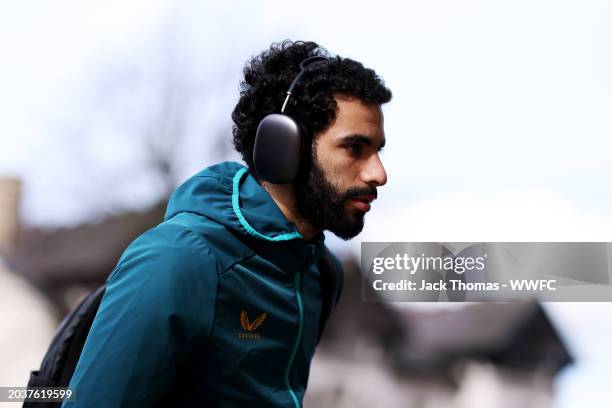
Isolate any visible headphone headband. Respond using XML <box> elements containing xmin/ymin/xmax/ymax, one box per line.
<box><xmin>281</xmin><ymin>56</ymin><xmax>329</xmax><ymax>113</ymax></box>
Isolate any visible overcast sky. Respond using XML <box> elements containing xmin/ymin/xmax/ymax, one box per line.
<box><xmin>1</xmin><ymin>1</ymin><xmax>611</xmax><ymax>406</ymax></box>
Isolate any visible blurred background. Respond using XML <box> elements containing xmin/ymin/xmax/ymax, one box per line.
<box><xmin>1</xmin><ymin>0</ymin><xmax>611</xmax><ymax>407</ymax></box>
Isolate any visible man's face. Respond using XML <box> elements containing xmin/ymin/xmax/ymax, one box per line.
<box><xmin>294</xmin><ymin>94</ymin><xmax>388</xmax><ymax>240</ymax></box>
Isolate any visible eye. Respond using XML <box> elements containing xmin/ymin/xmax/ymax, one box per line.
<box><xmin>345</xmin><ymin>143</ymin><xmax>363</xmax><ymax>156</ymax></box>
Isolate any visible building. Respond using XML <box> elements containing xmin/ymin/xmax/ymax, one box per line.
<box><xmin>0</xmin><ymin>178</ymin><xmax>57</xmax><ymax>391</ymax></box>
<box><xmin>305</xmin><ymin>259</ymin><xmax>573</xmax><ymax>408</ymax></box>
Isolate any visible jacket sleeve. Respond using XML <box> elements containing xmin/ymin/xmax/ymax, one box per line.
<box><xmin>63</xmin><ymin>225</ymin><xmax>219</xmax><ymax>407</ymax></box>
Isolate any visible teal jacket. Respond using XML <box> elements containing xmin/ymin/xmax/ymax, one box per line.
<box><xmin>64</xmin><ymin>162</ymin><xmax>342</xmax><ymax>407</ymax></box>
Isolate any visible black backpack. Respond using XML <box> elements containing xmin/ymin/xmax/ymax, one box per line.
<box><xmin>25</xmin><ymin>247</ymin><xmax>342</xmax><ymax>408</ymax></box>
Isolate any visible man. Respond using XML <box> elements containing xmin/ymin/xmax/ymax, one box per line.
<box><xmin>65</xmin><ymin>40</ymin><xmax>391</xmax><ymax>407</ymax></box>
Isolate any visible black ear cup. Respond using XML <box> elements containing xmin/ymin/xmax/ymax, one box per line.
<box><xmin>253</xmin><ymin>113</ymin><xmax>304</xmax><ymax>184</ymax></box>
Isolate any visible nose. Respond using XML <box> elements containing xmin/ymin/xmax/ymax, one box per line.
<box><xmin>361</xmin><ymin>153</ymin><xmax>387</xmax><ymax>187</ymax></box>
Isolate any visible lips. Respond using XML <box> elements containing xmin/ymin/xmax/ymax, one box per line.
<box><xmin>350</xmin><ymin>195</ymin><xmax>376</xmax><ymax>212</ymax></box>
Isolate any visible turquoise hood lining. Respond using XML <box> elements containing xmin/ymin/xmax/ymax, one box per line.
<box><xmin>232</xmin><ymin>167</ymin><xmax>303</xmax><ymax>241</ymax></box>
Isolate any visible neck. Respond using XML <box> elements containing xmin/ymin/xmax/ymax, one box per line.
<box><xmin>261</xmin><ymin>181</ymin><xmax>321</xmax><ymax>241</ymax></box>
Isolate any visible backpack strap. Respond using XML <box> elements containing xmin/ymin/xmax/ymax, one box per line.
<box><xmin>26</xmin><ymin>284</ymin><xmax>107</xmax><ymax>399</ymax></box>
<box><xmin>316</xmin><ymin>246</ymin><xmax>343</xmax><ymax>344</ymax></box>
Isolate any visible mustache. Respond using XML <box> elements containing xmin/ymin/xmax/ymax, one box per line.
<box><xmin>343</xmin><ymin>185</ymin><xmax>378</xmax><ymax>201</ymax></box>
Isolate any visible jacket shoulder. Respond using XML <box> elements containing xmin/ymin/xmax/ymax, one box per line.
<box><xmin>114</xmin><ymin>219</ymin><xmax>218</xmax><ymax>275</ymax></box>
<box><xmin>159</xmin><ymin>212</ymin><xmax>254</xmax><ymax>273</ymax></box>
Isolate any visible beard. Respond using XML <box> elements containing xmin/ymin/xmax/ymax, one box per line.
<box><xmin>294</xmin><ymin>154</ymin><xmax>377</xmax><ymax>240</ymax></box>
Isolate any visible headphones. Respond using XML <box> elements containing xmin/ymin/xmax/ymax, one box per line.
<box><xmin>252</xmin><ymin>56</ymin><xmax>330</xmax><ymax>184</ymax></box>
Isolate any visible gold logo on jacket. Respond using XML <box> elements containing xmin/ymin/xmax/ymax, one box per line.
<box><xmin>238</xmin><ymin>310</ymin><xmax>267</xmax><ymax>340</ymax></box>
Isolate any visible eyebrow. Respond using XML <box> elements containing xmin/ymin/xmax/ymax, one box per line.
<box><xmin>339</xmin><ymin>134</ymin><xmax>386</xmax><ymax>150</ymax></box>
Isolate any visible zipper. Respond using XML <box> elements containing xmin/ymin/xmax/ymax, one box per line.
<box><xmin>284</xmin><ymin>271</ymin><xmax>304</xmax><ymax>408</ymax></box>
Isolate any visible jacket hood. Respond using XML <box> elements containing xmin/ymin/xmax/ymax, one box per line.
<box><xmin>164</xmin><ymin>162</ymin><xmax>304</xmax><ymax>242</ymax></box>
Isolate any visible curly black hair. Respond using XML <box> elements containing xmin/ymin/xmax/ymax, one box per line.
<box><xmin>231</xmin><ymin>40</ymin><xmax>392</xmax><ymax>170</ymax></box>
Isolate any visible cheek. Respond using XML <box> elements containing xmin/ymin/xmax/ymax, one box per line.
<box><xmin>319</xmin><ymin>155</ymin><xmax>352</xmax><ymax>188</ymax></box>
<box><xmin>332</xmin><ymin>157</ymin><xmax>362</xmax><ymax>187</ymax></box>
<box><xmin>315</xmin><ymin>143</ymin><xmax>357</xmax><ymax>187</ymax></box>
